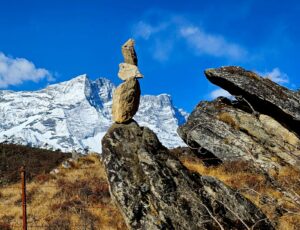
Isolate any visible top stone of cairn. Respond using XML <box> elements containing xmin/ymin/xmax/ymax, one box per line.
<box><xmin>122</xmin><ymin>39</ymin><xmax>138</xmax><ymax>66</ymax></box>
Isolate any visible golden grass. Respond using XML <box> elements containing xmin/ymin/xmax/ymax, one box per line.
<box><xmin>2</xmin><ymin>150</ymin><xmax>300</xmax><ymax>229</ymax></box>
<box><xmin>245</xmin><ymin>71</ymin><xmax>261</xmax><ymax>80</ymax></box>
<box><xmin>217</xmin><ymin>112</ymin><xmax>239</xmax><ymax>130</ymax></box>
<box><xmin>0</xmin><ymin>154</ymin><xmax>127</xmax><ymax>230</ymax></box>
<box><xmin>181</xmin><ymin>156</ymin><xmax>300</xmax><ymax>230</ymax></box>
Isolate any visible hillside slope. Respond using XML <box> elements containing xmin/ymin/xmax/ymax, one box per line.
<box><xmin>0</xmin><ymin>144</ymin><xmax>126</xmax><ymax>229</ymax></box>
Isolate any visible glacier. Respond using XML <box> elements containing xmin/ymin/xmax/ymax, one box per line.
<box><xmin>0</xmin><ymin>75</ymin><xmax>188</xmax><ymax>153</ymax></box>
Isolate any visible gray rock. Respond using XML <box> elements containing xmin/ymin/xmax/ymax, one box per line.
<box><xmin>205</xmin><ymin>66</ymin><xmax>300</xmax><ymax>136</ymax></box>
<box><xmin>177</xmin><ymin>97</ymin><xmax>300</xmax><ymax>171</ymax></box>
<box><xmin>102</xmin><ymin>121</ymin><xmax>274</xmax><ymax>230</ymax></box>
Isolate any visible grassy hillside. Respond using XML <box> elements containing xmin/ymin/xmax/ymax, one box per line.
<box><xmin>1</xmin><ymin>144</ymin><xmax>299</xmax><ymax>229</ymax></box>
<box><xmin>0</xmin><ymin>144</ymin><xmax>127</xmax><ymax>230</ymax></box>
<box><xmin>178</xmin><ymin>151</ymin><xmax>300</xmax><ymax>230</ymax></box>
<box><xmin>0</xmin><ymin>143</ymin><xmax>71</xmax><ymax>186</ymax></box>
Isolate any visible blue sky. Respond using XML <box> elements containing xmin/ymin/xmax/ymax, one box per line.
<box><xmin>0</xmin><ymin>0</ymin><xmax>299</xmax><ymax>112</ymax></box>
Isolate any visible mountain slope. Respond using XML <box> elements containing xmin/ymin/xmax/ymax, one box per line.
<box><xmin>0</xmin><ymin>75</ymin><xmax>187</xmax><ymax>153</ymax></box>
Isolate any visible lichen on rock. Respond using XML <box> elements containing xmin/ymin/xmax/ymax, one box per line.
<box><xmin>205</xmin><ymin>66</ymin><xmax>300</xmax><ymax>136</ymax></box>
<box><xmin>102</xmin><ymin>120</ymin><xmax>274</xmax><ymax>230</ymax></box>
<box><xmin>178</xmin><ymin>97</ymin><xmax>300</xmax><ymax>171</ymax></box>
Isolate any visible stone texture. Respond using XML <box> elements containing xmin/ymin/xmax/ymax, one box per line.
<box><xmin>112</xmin><ymin>78</ymin><xmax>141</xmax><ymax>123</ymax></box>
<box><xmin>122</xmin><ymin>39</ymin><xmax>138</xmax><ymax>66</ymax></box>
<box><xmin>205</xmin><ymin>66</ymin><xmax>300</xmax><ymax>136</ymax></box>
<box><xmin>102</xmin><ymin>120</ymin><xmax>274</xmax><ymax>230</ymax></box>
<box><xmin>178</xmin><ymin>67</ymin><xmax>300</xmax><ymax>209</ymax></box>
<box><xmin>177</xmin><ymin>97</ymin><xmax>300</xmax><ymax>171</ymax></box>
<box><xmin>118</xmin><ymin>63</ymin><xmax>143</xmax><ymax>81</ymax></box>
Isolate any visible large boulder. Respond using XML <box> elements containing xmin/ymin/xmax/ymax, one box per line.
<box><xmin>178</xmin><ymin>97</ymin><xmax>300</xmax><ymax>171</ymax></box>
<box><xmin>178</xmin><ymin>67</ymin><xmax>300</xmax><ymax>212</ymax></box>
<box><xmin>112</xmin><ymin>78</ymin><xmax>141</xmax><ymax>123</ymax></box>
<box><xmin>102</xmin><ymin>120</ymin><xmax>274</xmax><ymax>230</ymax></box>
<box><xmin>205</xmin><ymin>66</ymin><xmax>300</xmax><ymax>136</ymax></box>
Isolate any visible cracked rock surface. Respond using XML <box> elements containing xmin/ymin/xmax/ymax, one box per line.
<box><xmin>102</xmin><ymin>120</ymin><xmax>273</xmax><ymax>230</ymax></box>
<box><xmin>205</xmin><ymin>66</ymin><xmax>300</xmax><ymax>136</ymax></box>
<box><xmin>178</xmin><ymin>97</ymin><xmax>300</xmax><ymax>172</ymax></box>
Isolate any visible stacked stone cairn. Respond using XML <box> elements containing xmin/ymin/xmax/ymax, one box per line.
<box><xmin>112</xmin><ymin>39</ymin><xmax>143</xmax><ymax>123</ymax></box>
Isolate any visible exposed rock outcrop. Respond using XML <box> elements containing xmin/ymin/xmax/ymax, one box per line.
<box><xmin>178</xmin><ymin>97</ymin><xmax>300</xmax><ymax>171</ymax></box>
<box><xmin>102</xmin><ymin>121</ymin><xmax>274</xmax><ymax>230</ymax></box>
<box><xmin>178</xmin><ymin>67</ymin><xmax>300</xmax><ymax>171</ymax></box>
<box><xmin>178</xmin><ymin>66</ymin><xmax>300</xmax><ymax>216</ymax></box>
<box><xmin>205</xmin><ymin>66</ymin><xmax>300</xmax><ymax>136</ymax></box>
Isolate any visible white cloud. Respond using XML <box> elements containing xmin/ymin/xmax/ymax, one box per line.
<box><xmin>0</xmin><ymin>52</ymin><xmax>54</xmax><ymax>88</ymax></box>
<box><xmin>261</xmin><ymin>68</ymin><xmax>289</xmax><ymax>84</ymax></box>
<box><xmin>132</xmin><ymin>15</ymin><xmax>247</xmax><ymax>61</ymax></box>
<box><xmin>133</xmin><ymin>21</ymin><xmax>168</xmax><ymax>40</ymax></box>
<box><xmin>133</xmin><ymin>21</ymin><xmax>173</xmax><ymax>61</ymax></box>
<box><xmin>180</xmin><ymin>26</ymin><xmax>247</xmax><ymax>60</ymax></box>
<box><xmin>152</xmin><ymin>39</ymin><xmax>174</xmax><ymax>61</ymax></box>
<box><xmin>209</xmin><ymin>88</ymin><xmax>233</xmax><ymax>99</ymax></box>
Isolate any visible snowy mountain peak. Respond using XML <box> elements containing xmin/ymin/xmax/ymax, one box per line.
<box><xmin>42</xmin><ymin>74</ymin><xmax>91</xmax><ymax>104</ymax></box>
<box><xmin>45</xmin><ymin>74</ymin><xmax>89</xmax><ymax>91</ymax></box>
<box><xmin>0</xmin><ymin>75</ymin><xmax>188</xmax><ymax>153</ymax></box>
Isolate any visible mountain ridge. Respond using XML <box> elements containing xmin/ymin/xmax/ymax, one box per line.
<box><xmin>0</xmin><ymin>75</ymin><xmax>187</xmax><ymax>153</ymax></box>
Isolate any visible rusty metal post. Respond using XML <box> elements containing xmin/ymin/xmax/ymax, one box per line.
<box><xmin>20</xmin><ymin>166</ymin><xmax>27</xmax><ymax>230</ymax></box>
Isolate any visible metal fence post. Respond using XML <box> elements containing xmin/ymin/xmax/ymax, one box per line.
<box><xmin>20</xmin><ymin>166</ymin><xmax>27</xmax><ymax>230</ymax></box>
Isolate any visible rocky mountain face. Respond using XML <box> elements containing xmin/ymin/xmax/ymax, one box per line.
<box><xmin>102</xmin><ymin>66</ymin><xmax>300</xmax><ymax>229</ymax></box>
<box><xmin>0</xmin><ymin>75</ymin><xmax>187</xmax><ymax>153</ymax></box>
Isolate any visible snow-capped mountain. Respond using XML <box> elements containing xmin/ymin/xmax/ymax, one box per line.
<box><xmin>0</xmin><ymin>75</ymin><xmax>188</xmax><ymax>153</ymax></box>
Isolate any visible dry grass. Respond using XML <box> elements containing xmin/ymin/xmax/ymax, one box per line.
<box><xmin>2</xmin><ymin>143</ymin><xmax>299</xmax><ymax>229</ymax></box>
<box><xmin>0</xmin><ymin>143</ymin><xmax>71</xmax><ymax>186</ymax></box>
<box><xmin>0</xmin><ymin>154</ymin><xmax>127</xmax><ymax>230</ymax></box>
<box><xmin>245</xmin><ymin>71</ymin><xmax>261</xmax><ymax>80</ymax></box>
<box><xmin>217</xmin><ymin>112</ymin><xmax>239</xmax><ymax>130</ymax></box>
<box><xmin>181</xmin><ymin>156</ymin><xmax>300</xmax><ymax>230</ymax></box>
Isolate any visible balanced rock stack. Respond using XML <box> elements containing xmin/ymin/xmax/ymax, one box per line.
<box><xmin>112</xmin><ymin>39</ymin><xmax>143</xmax><ymax>123</ymax></box>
